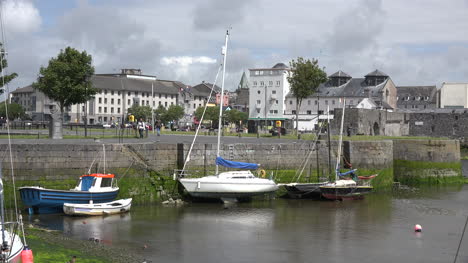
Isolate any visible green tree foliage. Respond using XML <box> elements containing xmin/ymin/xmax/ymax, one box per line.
<box><xmin>224</xmin><ymin>109</ymin><xmax>247</xmax><ymax>127</ymax></box>
<box><xmin>0</xmin><ymin>102</ymin><xmax>26</xmax><ymax>120</ymax></box>
<box><xmin>194</xmin><ymin>106</ymin><xmax>219</xmax><ymax>125</ymax></box>
<box><xmin>287</xmin><ymin>57</ymin><xmax>327</xmax><ymax>135</ymax></box>
<box><xmin>165</xmin><ymin>105</ymin><xmax>185</xmax><ymax>123</ymax></box>
<box><xmin>33</xmin><ymin>47</ymin><xmax>96</xmax><ymax>113</ymax></box>
<box><xmin>0</xmin><ymin>43</ymin><xmax>18</xmax><ymax>94</ymax></box>
<box><xmin>128</xmin><ymin>105</ymin><xmax>153</xmax><ymax>121</ymax></box>
<box><xmin>154</xmin><ymin>105</ymin><xmax>167</xmax><ymax>123</ymax></box>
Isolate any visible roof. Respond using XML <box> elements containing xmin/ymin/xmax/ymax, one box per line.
<box><xmin>396</xmin><ymin>85</ymin><xmax>437</xmax><ymax>97</ymax></box>
<box><xmin>365</xmin><ymin>69</ymin><xmax>388</xmax><ymax>77</ymax></box>
<box><xmin>12</xmin><ymin>85</ymin><xmax>34</xmax><ymax>93</ymax></box>
<box><xmin>330</xmin><ymin>70</ymin><xmax>351</xmax><ymax>78</ymax></box>
<box><xmin>272</xmin><ymin>63</ymin><xmax>288</xmax><ymax>69</ymax></box>
<box><xmin>91</xmin><ymin>75</ymin><xmax>183</xmax><ymax>95</ymax></box>
<box><xmin>315</xmin><ymin>78</ymin><xmax>388</xmax><ymax>98</ymax></box>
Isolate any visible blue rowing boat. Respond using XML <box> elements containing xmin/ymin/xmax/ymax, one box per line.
<box><xmin>19</xmin><ymin>173</ymin><xmax>119</xmax><ymax>214</ymax></box>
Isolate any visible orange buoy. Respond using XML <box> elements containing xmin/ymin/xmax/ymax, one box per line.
<box><xmin>414</xmin><ymin>224</ymin><xmax>422</xmax><ymax>232</ymax></box>
<box><xmin>21</xmin><ymin>246</ymin><xmax>34</xmax><ymax>263</ymax></box>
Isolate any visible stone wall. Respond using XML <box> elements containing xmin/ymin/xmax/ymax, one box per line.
<box><xmin>393</xmin><ymin>139</ymin><xmax>460</xmax><ymax>163</ymax></box>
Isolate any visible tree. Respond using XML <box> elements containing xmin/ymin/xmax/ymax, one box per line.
<box><xmin>33</xmin><ymin>47</ymin><xmax>96</xmax><ymax>138</ymax></box>
<box><xmin>0</xmin><ymin>102</ymin><xmax>26</xmax><ymax>120</ymax></box>
<box><xmin>287</xmin><ymin>57</ymin><xmax>328</xmax><ymax>135</ymax></box>
<box><xmin>224</xmin><ymin>109</ymin><xmax>247</xmax><ymax>128</ymax></box>
<box><xmin>194</xmin><ymin>106</ymin><xmax>219</xmax><ymax>127</ymax></box>
<box><xmin>154</xmin><ymin>105</ymin><xmax>168</xmax><ymax>123</ymax></box>
<box><xmin>166</xmin><ymin>105</ymin><xmax>185</xmax><ymax>124</ymax></box>
<box><xmin>128</xmin><ymin>104</ymin><xmax>153</xmax><ymax>121</ymax></box>
<box><xmin>0</xmin><ymin>42</ymin><xmax>18</xmax><ymax>94</ymax></box>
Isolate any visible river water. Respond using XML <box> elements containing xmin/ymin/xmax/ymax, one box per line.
<box><xmin>29</xmin><ymin>184</ymin><xmax>468</xmax><ymax>263</ymax></box>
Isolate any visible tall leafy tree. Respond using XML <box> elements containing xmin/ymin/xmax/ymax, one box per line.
<box><xmin>225</xmin><ymin>109</ymin><xmax>247</xmax><ymax>127</ymax></box>
<box><xmin>194</xmin><ymin>106</ymin><xmax>219</xmax><ymax>127</ymax></box>
<box><xmin>287</xmin><ymin>57</ymin><xmax>327</xmax><ymax>135</ymax></box>
<box><xmin>128</xmin><ymin>105</ymin><xmax>153</xmax><ymax>121</ymax></box>
<box><xmin>33</xmin><ymin>47</ymin><xmax>96</xmax><ymax>114</ymax></box>
<box><xmin>0</xmin><ymin>42</ymin><xmax>18</xmax><ymax>94</ymax></box>
<box><xmin>154</xmin><ymin>105</ymin><xmax>167</xmax><ymax>123</ymax></box>
<box><xmin>166</xmin><ymin>105</ymin><xmax>185</xmax><ymax>124</ymax></box>
<box><xmin>0</xmin><ymin>102</ymin><xmax>26</xmax><ymax>120</ymax></box>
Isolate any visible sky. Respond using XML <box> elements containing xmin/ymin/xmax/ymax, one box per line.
<box><xmin>2</xmin><ymin>0</ymin><xmax>468</xmax><ymax>93</ymax></box>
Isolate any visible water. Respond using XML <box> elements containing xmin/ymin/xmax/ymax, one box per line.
<box><xmin>29</xmin><ymin>185</ymin><xmax>468</xmax><ymax>263</ymax></box>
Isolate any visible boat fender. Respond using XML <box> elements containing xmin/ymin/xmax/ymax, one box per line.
<box><xmin>21</xmin><ymin>246</ymin><xmax>34</xmax><ymax>263</ymax></box>
<box><xmin>258</xmin><ymin>169</ymin><xmax>266</xmax><ymax>178</ymax></box>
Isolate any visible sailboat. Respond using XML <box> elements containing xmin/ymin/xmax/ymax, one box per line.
<box><xmin>178</xmin><ymin>31</ymin><xmax>278</xmax><ymax>201</ymax></box>
<box><xmin>319</xmin><ymin>99</ymin><xmax>376</xmax><ymax>200</ymax></box>
<box><xmin>281</xmin><ymin>108</ymin><xmax>331</xmax><ymax>199</ymax></box>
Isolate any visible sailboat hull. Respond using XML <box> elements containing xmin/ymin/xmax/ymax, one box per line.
<box><xmin>282</xmin><ymin>182</ymin><xmax>329</xmax><ymax>199</ymax></box>
<box><xmin>320</xmin><ymin>185</ymin><xmax>373</xmax><ymax>200</ymax></box>
<box><xmin>179</xmin><ymin>175</ymin><xmax>278</xmax><ymax>200</ymax></box>
<box><xmin>0</xmin><ymin>229</ymin><xmax>24</xmax><ymax>263</ymax></box>
<box><xmin>19</xmin><ymin>187</ymin><xmax>119</xmax><ymax>214</ymax></box>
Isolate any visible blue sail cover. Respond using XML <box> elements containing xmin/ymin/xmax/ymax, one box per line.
<box><xmin>216</xmin><ymin>157</ymin><xmax>259</xmax><ymax>170</ymax></box>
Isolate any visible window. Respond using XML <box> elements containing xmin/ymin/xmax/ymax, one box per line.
<box><xmin>82</xmin><ymin>106</ymin><xmax>85</xmax><ymax>111</ymax></box>
<box><xmin>111</xmin><ymin>107</ymin><xmax>114</xmax><ymax>113</ymax></box>
<box><xmin>318</xmin><ymin>110</ymin><xmax>324</xmax><ymax>114</ymax></box>
<box><xmin>118</xmin><ymin>99</ymin><xmax>121</xmax><ymax>104</ymax></box>
<box><xmin>128</xmin><ymin>92</ymin><xmax>131</xmax><ymax>96</ymax></box>
<box><xmin>253</xmin><ymin>81</ymin><xmax>257</xmax><ymax>86</ymax></box>
<box><xmin>314</xmin><ymin>100</ymin><xmax>317</xmax><ymax>105</ymax></box>
<box><xmin>270</xmin><ymin>110</ymin><xmax>274</xmax><ymax>113</ymax></box>
<box><xmin>111</xmin><ymin>98</ymin><xmax>114</xmax><ymax>104</ymax></box>
<box><xmin>308</xmin><ymin>100</ymin><xmax>311</xmax><ymax>105</ymax></box>
<box><xmin>274</xmin><ymin>110</ymin><xmax>278</xmax><ymax>114</ymax></box>
<box><xmin>171</xmin><ymin>95</ymin><xmax>174</xmax><ymax>99</ymax></box>
<box><xmin>325</xmin><ymin>100</ymin><xmax>328</xmax><ymax>105</ymax></box>
<box><xmin>260</xmin><ymin>81</ymin><xmax>264</xmax><ymax>86</ymax></box>
<box><xmin>118</xmin><ymin>91</ymin><xmax>121</xmax><ymax>95</ymax></box>
<box><xmin>257</xmin><ymin>100</ymin><xmax>261</xmax><ymax>104</ymax></box>
<box><xmin>104</xmin><ymin>98</ymin><xmax>107</xmax><ymax>104</ymax></box>
<box><xmin>135</xmin><ymin>92</ymin><xmax>139</xmax><ymax>96</ymax></box>
<box><xmin>276</xmin><ymin>81</ymin><xmax>280</xmax><ymax>86</ymax></box>
<box><xmin>165</xmin><ymin>94</ymin><xmax>168</xmax><ymax>99</ymax></box>
<box><xmin>159</xmin><ymin>94</ymin><xmax>161</xmax><ymax>98</ymax></box>
<box><xmin>256</xmin><ymin>109</ymin><xmax>260</xmax><ymax>113</ymax></box>
<box><xmin>292</xmin><ymin>110</ymin><xmax>296</xmax><ymax>114</ymax></box>
<box><xmin>194</xmin><ymin>103</ymin><xmax>196</xmax><ymax>108</ymax></box>
<box><xmin>98</xmin><ymin>107</ymin><xmax>102</xmax><ymax>113</ymax></box>
<box><xmin>307</xmin><ymin>110</ymin><xmax>311</xmax><ymax>114</ymax></box>
<box><xmin>272</xmin><ymin>90</ymin><xmax>276</xmax><ymax>94</ymax></box>
<box><xmin>269</xmin><ymin>81</ymin><xmax>273</xmax><ymax>86</ymax></box>
<box><xmin>111</xmin><ymin>91</ymin><xmax>114</xmax><ymax>95</ymax></box>
<box><xmin>104</xmin><ymin>107</ymin><xmax>107</xmax><ymax>113</ymax></box>
<box><xmin>98</xmin><ymin>98</ymin><xmax>102</xmax><ymax>103</ymax></box>
<box><xmin>104</xmin><ymin>90</ymin><xmax>107</xmax><ymax>95</ymax></box>
<box><xmin>128</xmin><ymin>99</ymin><xmax>131</xmax><ymax>105</ymax></box>
<box><xmin>118</xmin><ymin>108</ymin><xmax>121</xmax><ymax>113</ymax></box>
<box><xmin>101</xmin><ymin>178</ymin><xmax>112</xmax><ymax>187</ymax></box>
<box><xmin>165</xmin><ymin>102</ymin><xmax>167</xmax><ymax>107</ymax></box>
<box><xmin>257</xmin><ymin>90</ymin><xmax>261</xmax><ymax>94</ymax></box>
<box><xmin>153</xmin><ymin>101</ymin><xmax>155</xmax><ymax>107</ymax></box>
<box><xmin>171</xmin><ymin>102</ymin><xmax>174</xmax><ymax>105</ymax></box>
<box><xmin>276</xmin><ymin>100</ymin><xmax>278</xmax><ymax>104</ymax></box>
<box><xmin>290</xmin><ymin>100</ymin><xmax>293</xmax><ymax>105</ymax></box>
<box><xmin>159</xmin><ymin>101</ymin><xmax>162</xmax><ymax>105</ymax></box>
<box><xmin>255</xmin><ymin>71</ymin><xmax>260</xmax><ymax>75</ymax></box>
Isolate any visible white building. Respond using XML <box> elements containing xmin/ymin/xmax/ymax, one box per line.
<box><xmin>11</xmin><ymin>69</ymin><xmax>188</xmax><ymax>124</ymax></box>
<box><xmin>248</xmin><ymin>63</ymin><xmax>291</xmax><ymax>131</ymax></box>
<box><xmin>439</xmin><ymin>82</ymin><xmax>468</xmax><ymax>108</ymax></box>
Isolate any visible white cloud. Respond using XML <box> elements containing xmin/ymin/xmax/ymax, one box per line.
<box><xmin>161</xmin><ymin>56</ymin><xmax>217</xmax><ymax>67</ymax></box>
<box><xmin>2</xmin><ymin>0</ymin><xmax>41</xmax><ymax>34</ymax></box>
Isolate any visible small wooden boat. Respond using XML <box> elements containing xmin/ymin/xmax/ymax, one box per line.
<box><xmin>63</xmin><ymin>198</ymin><xmax>132</xmax><ymax>216</ymax></box>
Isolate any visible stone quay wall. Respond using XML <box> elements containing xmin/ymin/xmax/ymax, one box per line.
<box><xmin>0</xmin><ymin>139</ymin><xmax>459</xmax><ymax>181</ymax></box>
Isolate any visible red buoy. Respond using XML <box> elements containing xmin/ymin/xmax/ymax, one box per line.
<box><xmin>21</xmin><ymin>246</ymin><xmax>34</xmax><ymax>263</ymax></box>
<box><xmin>414</xmin><ymin>224</ymin><xmax>422</xmax><ymax>232</ymax></box>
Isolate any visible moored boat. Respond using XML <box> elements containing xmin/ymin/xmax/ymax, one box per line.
<box><xmin>19</xmin><ymin>173</ymin><xmax>119</xmax><ymax>214</ymax></box>
<box><xmin>63</xmin><ymin>198</ymin><xmax>132</xmax><ymax>216</ymax></box>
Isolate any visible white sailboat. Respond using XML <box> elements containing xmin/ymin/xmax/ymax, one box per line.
<box><xmin>178</xmin><ymin>31</ymin><xmax>278</xmax><ymax>201</ymax></box>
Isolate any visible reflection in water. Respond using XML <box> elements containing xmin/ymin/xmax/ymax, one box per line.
<box><xmin>26</xmin><ymin>186</ymin><xmax>468</xmax><ymax>263</ymax></box>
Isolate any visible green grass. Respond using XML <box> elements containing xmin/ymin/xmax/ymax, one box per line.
<box><xmin>394</xmin><ymin>159</ymin><xmax>463</xmax><ymax>185</ymax></box>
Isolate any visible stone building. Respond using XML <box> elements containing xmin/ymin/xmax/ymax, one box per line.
<box><xmin>284</xmin><ymin>69</ymin><xmax>398</xmax><ymax>131</ymax></box>
<box><xmin>439</xmin><ymin>82</ymin><xmax>468</xmax><ymax>108</ymax></box>
<box><xmin>396</xmin><ymin>85</ymin><xmax>438</xmax><ymax>110</ymax></box>
<box><xmin>231</xmin><ymin>72</ymin><xmax>249</xmax><ymax>113</ymax></box>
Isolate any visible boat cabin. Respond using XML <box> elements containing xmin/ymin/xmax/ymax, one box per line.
<box><xmin>74</xmin><ymin>173</ymin><xmax>116</xmax><ymax>192</ymax></box>
<box><xmin>218</xmin><ymin>171</ymin><xmax>256</xmax><ymax>179</ymax></box>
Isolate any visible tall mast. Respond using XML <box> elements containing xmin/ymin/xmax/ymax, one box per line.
<box><xmin>215</xmin><ymin>30</ymin><xmax>229</xmax><ymax>176</ymax></box>
<box><xmin>335</xmin><ymin>98</ymin><xmax>346</xmax><ymax>181</ymax></box>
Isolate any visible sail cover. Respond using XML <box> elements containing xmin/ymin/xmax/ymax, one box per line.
<box><xmin>216</xmin><ymin>157</ymin><xmax>259</xmax><ymax>170</ymax></box>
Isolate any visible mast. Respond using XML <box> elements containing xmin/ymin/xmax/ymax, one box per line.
<box><xmin>215</xmin><ymin>30</ymin><xmax>229</xmax><ymax>176</ymax></box>
<box><xmin>335</xmin><ymin>98</ymin><xmax>346</xmax><ymax>181</ymax></box>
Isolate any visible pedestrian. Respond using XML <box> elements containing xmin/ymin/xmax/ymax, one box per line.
<box><xmin>137</xmin><ymin>118</ymin><xmax>146</xmax><ymax>138</ymax></box>
<box><xmin>346</xmin><ymin>125</ymin><xmax>352</xmax><ymax>137</ymax></box>
<box><xmin>156</xmin><ymin>120</ymin><xmax>161</xmax><ymax>136</ymax></box>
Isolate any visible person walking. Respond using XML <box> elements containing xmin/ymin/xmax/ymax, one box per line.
<box><xmin>137</xmin><ymin>118</ymin><xmax>146</xmax><ymax>138</ymax></box>
<box><xmin>155</xmin><ymin>119</ymin><xmax>161</xmax><ymax>136</ymax></box>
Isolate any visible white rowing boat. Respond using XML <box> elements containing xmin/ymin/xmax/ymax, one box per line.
<box><xmin>63</xmin><ymin>198</ymin><xmax>132</xmax><ymax>216</ymax></box>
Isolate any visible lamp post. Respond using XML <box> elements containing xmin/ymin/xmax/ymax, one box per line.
<box><xmin>84</xmin><ymin>80</ymin><xmax>88</xmax><ymax>137</ymax></box>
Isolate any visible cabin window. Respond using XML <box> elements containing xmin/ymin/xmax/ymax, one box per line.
<box><xmin>101</xmin><ymin>178</ymin><xmax>112</xmax><ymax>187</ymax></box>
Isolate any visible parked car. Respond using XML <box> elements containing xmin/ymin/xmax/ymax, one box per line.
<box><xmin>270</xmin><ymin>127</ymin><xmax>287</xmax><ymax>136</ymax></box>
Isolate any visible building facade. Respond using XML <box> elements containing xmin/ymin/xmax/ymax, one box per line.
<box><xmin>248</xmin><ymin>63</ymin><xmax>291</xmax><ymax>131</ymax></box>
<box><xmin>439</xmin><ymin>83</ymin><xmax>468</xmax><ymax>108</ymax></box>
<box><xmin>396</xmin><ymin>85</ymin><xmax>438</xmax><ymax>110</ymax></box>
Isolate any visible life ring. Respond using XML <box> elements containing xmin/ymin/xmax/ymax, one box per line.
<box><xmin>258</xmin><ymin>169</ymin><xmax>267</xmax><ymax>178</ymax></box>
